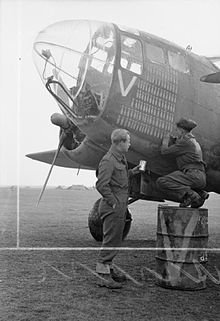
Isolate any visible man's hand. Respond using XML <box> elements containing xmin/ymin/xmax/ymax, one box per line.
<box><xmin>131</xmin><ymin>164</ymin><xmax>141</xmax><ymax>175</ymax></box>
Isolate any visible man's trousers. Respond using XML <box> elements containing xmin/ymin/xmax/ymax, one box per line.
<box><xmin>156</xmin><ymin>169</ymin><xmax>206</xmax><ymax>203</ymax></box>
<box><xmin>96</xmin><ymin>198</ymin><xmax>127</xmax><ymax>274</ymax></box>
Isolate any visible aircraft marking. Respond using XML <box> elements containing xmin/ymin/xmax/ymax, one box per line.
<box><xmin>117</xmin><ymin>64</ymin><xmax>179</xmax><ymax>136</ymax></box>
<box><xmin>118</xmin><ymin>70</ymin><xmax>137</xmax><ymax>97</ymax></box>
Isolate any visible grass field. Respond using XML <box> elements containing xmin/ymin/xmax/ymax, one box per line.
<box><xmin>0</xmin><ymin>187</ymin><xmax>219</xmax><ymax>321</ymax></box>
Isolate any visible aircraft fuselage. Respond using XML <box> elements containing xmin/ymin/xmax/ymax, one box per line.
<box><xmin>32</xmin><ymin>20</ymin><xmax>220</xmax><ymax>194</ymax></box>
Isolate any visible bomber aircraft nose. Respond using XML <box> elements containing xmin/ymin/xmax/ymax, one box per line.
<box><xmin>33</xmin><ymin>20</ymin><xmax>116</xmax><ymax>123</ymax></box>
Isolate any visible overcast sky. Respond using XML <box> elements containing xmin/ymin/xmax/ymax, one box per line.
<box><xmin>0</xmin><ymin>0</ymin><xmax>220</xmax><ymax>187</ymax></box>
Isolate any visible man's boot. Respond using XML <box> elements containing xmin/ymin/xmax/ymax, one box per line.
<box><xmin>179</xmin><ymin>191</ymin><xmax>203</xmax><ymax>208</ymax></box>
<box><xmin>97</xmin><ymin>273</ymin><xmax>122</xmax><ymax>289</ymax></box>
<box><xmin>179</xmin><ymin>192</ymin><xmax>193</xmax><ymax>207</ymax></box>
<box><xmin>196</xmin><ymin>190</ymin><xmax>209</xmax><ymax>201</ymax></box>
<box><xmin>190</xmin><ymin>190</ymin><xmax>209</xmax><ymax>208</ymax></box>
<box><xmin>191</xmin><ymin>197</ymin><xmax>206</xmax><ymax>208</ymax></box>
<box><xmin>110</xmin><ymin>269</ymin><xmax>126</xmax><ymax>283</ymax></box>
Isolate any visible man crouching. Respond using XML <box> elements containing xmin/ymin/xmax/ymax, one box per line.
<box><xmin>95</xmin><ymin>129</ymin><xmax>140</xmax><ymax>289</ymax></box>
<box><xmin>156</xmin><ymin>118</ymin><xmax>208</xmax><ymax>208</ymax></box>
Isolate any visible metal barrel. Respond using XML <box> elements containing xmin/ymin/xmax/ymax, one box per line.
<box><xmin>155</xmin><ymin>205</ymin><xmax>208</xmax><ymax>290</ymax></box>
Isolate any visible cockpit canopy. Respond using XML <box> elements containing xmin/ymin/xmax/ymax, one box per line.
<box><xmin>33</xmin><ymin>20</ymin><xmax>116</xmax><ymax>123</ymax></box>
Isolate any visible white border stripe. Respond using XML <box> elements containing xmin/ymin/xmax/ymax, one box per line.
<box><xmin>0</xmin><ymin>247</ymin><xmax>220</xmax><ymax>251</ymax></box>
<box><xmin>16</xmin><ymin>0</ymin><xmax>21</xmax><ymax>249</ymax></box>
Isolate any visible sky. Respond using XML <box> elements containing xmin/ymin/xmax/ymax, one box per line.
<box><xmin>0</xmin><ymin>0</ymin><xmax>220</xmax><ymax>187</ymax></box>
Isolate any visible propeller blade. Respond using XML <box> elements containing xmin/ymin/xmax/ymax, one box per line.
<box><xmin>200</xmin><ymin>71</ymin><xmax>220</xmax><ymax>83</ymax></box>
<box><xmin>36</xmin><ymin>131</ymin><xmax>66</xmax><ymax>206</ymax></box>
<box><xmin>77</xmin><ymin>165</ymin><xmax>81</xmax><ymax>175</ymax></box>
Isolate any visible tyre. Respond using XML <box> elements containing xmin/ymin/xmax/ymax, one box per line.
<box><xmin>88</xmin><ymin>198</ymin><xmax>132</xmax><ymax>242</ymax></box>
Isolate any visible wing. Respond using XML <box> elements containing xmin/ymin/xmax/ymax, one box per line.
<box><xmin>26</xmin><ymin>150</ymin><xmax>95</xmax><ymax>170</ymax></box>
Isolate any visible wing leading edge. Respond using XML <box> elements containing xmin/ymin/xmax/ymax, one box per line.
<box><xmin>26</xmin><ymin>150</ymin><xmax>94</xmax><ymax>170</ymax></box>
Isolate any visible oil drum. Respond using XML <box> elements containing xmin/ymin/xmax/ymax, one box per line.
<box><xmin>156</xmin><ymin>205</ymin><xmax>208</xmax><ymax>290</ymax></box>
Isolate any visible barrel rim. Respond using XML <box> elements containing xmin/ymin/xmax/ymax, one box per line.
<box><xmin>158</xmin><ymin>205</ymin><xmax>208</xmax><ymax>211</ymax></box>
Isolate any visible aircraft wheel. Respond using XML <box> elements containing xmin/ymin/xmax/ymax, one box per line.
<box><xmin>88</xmin><ymin>198</ymin><xmax>132</xmax><ymax>242</ymax></box>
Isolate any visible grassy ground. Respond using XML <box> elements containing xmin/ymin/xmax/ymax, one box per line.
<box><xmin>0</xmin><ymin>187</ymin><xmax>219</xmax><ymax>321</ymax></box>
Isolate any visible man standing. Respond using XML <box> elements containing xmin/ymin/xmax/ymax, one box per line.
<box><xmin>156</xmin><ymin>118</ymin><xmax>208</xmax><ymax>208</ymax></box>
<box><xmin>96</xmin><ymin>129</ymin><xmax>140</xmax><ymax>289</ymax></box>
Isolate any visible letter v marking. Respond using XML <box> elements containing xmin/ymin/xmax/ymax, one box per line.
<box><xmin>118</xmin><ymin>70</ymin><xmax>137</xmax><ymax>97</ymax></box>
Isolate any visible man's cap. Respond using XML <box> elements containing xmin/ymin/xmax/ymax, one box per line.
<box><xmin>176</xmin><ymin>118</ymin><xmax>197</xmax><ymax>131</ymax></box>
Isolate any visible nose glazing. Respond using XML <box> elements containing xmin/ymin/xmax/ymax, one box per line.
<box><xmin>33</xmin><ymin>20</ymin><xmax>116</xmax><ymax>123</ymax></box>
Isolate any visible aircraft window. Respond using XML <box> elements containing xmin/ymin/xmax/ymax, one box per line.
<box><xmin>33</xmin><ymin>21</ymin><xmax>117</xmax><ymax>122</ymax></box>
<box><xmin>168</xmin><ymin>51</ymin><xmax>189</xmax><ymax>73</ymax></box>
<box><xmin>120</xmin><ymin>35</ymin><xmax>143</xmax><ymax>75</ymax></box>
<box><xmin>121</xmin><ymin>57</ymin><xmax>129</xmax><ymax>69</ymax></box>
<box><xmin>90</xmin><ymin>47</ymin><xmax>108</xmax><ymax>72</ymax></box>
<box><xmin>145</xmin><ymin>43</ymin><xmax>165</xmax><ymax>64</ymax></box>
<box><xmin>130</xmin><ymin>62</ymin><xmax>141</xmax><ymax>74</ymax></box>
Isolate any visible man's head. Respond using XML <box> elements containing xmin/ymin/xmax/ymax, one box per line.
<box><xmin>111</xmin><ymin>129</ymin><xmax>130</xmax><ymax>153</ymax></box>
<box><xmin>175</xmin><ymin>117</ymin><xmax>197</xmax><ymax>137</ymax></box>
